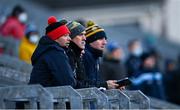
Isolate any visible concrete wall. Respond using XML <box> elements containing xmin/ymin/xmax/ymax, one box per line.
<box><xmin>1</xmin><ymin>0</ymin><xmax>179</xmax><ymax>45</ymax></box>
<box><xmin>164</xmin><ymin>0</ymin><xmax>180</xmax><ymax>44</ymax></box>
<box><xmin>138</xmin><ymin>5</ymin><xmax>163</xmax><ymax>37</ymax></box>
<box><xmin>57</xmin><ymin>1</ymin><xmax>180</xmax><ymax>45</ymax></box>
<box><xmin>57</xmin><ymin>3</ymin><xmax>164</xmax><ymax>36</ymax></box>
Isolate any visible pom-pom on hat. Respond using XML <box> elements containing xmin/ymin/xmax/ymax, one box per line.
<box><xmin>45</xmin><ymin>16</ymin><xmax>70</xmax><ymax>40</ymax></box>
<box><xmin>85</xmin><ymin>20</ymin><xmax>107</xmax><ymax>44</ymax></box>
<box><xmin>48</xmin><ymin>16</ymin><xmax>57</xmax><ymax>25</ymax></box>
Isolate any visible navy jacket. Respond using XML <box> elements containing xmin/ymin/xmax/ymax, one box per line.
<box><xmin>29</xmin><ymin>36</ymin><xmax>76</xmax><ymax>87</ymax></box>
<box><xmin>134</xmin><ymin>68</ymin><xmax>165</xmax><ymax>100</ymax></box>
<box><xmin>100</xmin><ymin>57</ymin><xmax>127</xmax><ymax>80</ymax></box>
<box><xmin>83</xmin><ymin>45</ymin><xmax>107</xmax><ymax>88</ymax></box>
<box><xmin>126</xmin><ymin>55</ymin><xmax>142</xmax><ymax>77</ymax></box>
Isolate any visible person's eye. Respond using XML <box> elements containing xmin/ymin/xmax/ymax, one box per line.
<box><xmin>80</xmin><ymin>33</ymin><xmax>84</xmax><ymax>36</ymax></box>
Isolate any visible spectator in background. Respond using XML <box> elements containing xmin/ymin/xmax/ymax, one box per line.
<box><xmin>148</xmin><ymin>49</ymin><xmax>162</xmax><ymax>71</ymax></box>
<box><xmin>169</xmin><ymin>54</ymin><xmax>180</xmax><ymax>105</ymax></box>
<box><xmin>126</xmin><ymin>39</ymin><xmax>143</xmax><ymax>77</ymax></box>
<box><xmin>132</xmin><ymin>52</ymin><xmax>165</xmax><ymax>100</ymax></box>
<box><xmin>0</xmin><ymin>5</ymin><xmax>27</xmax><ymax>40</ymax></box>
<box><xmin>100</xmin><ymin>41</ymin><xmax>127</xmax><ymax>80</ymax></box>
<box><xmin>163</xmin><ymin>59</ymin><xmax>178</xmax><ymax>103</ymax></box>
<box><xmin>29</xmin><ymin>16</ymin><xmax>76</xmax><ymax>87</ymax></box>
<box><xmin>19</xmin><ymin>24</ymin><xmax>40</xmax><ymax>64</ymax></box>
<box><xmin>83</xmin><ymin>21</ymin><xmax>119</xmax><ymax>89</ymax></box>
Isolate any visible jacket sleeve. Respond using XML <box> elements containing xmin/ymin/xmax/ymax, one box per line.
<box><xmin>45</xmin><ymin>50</ymin><xmax>77</xmax><ymax>88</ymax></box>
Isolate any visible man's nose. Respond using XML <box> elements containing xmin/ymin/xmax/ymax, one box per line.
<box><xmin>67</xmin><ymin>36</ymin><xmax>71</xmax><ymax>41</ymax></box>
<box><xmin>103</xmin><ymin>39</ymin><xmax>107</xmax><ymax>44</ymax></box>
<box><xmin>82</xmin><ymin>35</ymin><xmax>86</xmax><ymax>40</ymax></box>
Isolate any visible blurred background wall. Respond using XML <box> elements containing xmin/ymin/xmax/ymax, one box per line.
<box><xmin>0</xmin><ymin>0</ymin><xmax>179</xmax><ymax>58</ymax></box>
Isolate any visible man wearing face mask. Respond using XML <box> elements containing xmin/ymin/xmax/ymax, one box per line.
<box><xmin>19</xmin><ymin>24</ymin><xmax>40</xmax><ymax>64</ymax></box>
<box><xmin>126</xmin><ymin>39</ymin><xmax>144</xmax><ymax>78</ymax></box>
<box><xmin>29</xmin><ymin>16</ymin><xmax>76</xmax><ymax>88</ymax></box>
<box><xmin>0</xmin><ymin>5</ymin><xmax>27</xmax><ymax>40</ymax></box>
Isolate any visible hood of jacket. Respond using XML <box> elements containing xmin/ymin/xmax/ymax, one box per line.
<box><xmin>31</xmin><ymin>36</ymin><xmax>64</xmax><ymax>65</ymax></box>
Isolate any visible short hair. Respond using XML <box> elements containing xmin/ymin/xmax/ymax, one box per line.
<box><xmin>11</xmin><ymin>5</ymin><xmax>25</xmax><ymax>17</ymax></box>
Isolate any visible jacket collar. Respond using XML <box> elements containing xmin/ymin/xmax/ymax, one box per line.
<box><xmin>86</xmin><ymin>44</ymin><xmax>103</xmax><ymax>59</ymax></box>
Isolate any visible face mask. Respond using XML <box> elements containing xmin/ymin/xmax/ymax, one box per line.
<box><xmin>18</xmin><ymin>13</ymin><xmax>27</xmax><ymax>23</ymax></box>
<box><xmin>132</xmin><ymin>47</ymin><xmax>143</xmax><ymax>57</ymax></box>
<box><xmin>29</xmin><ymin>35</ymin><xmax>39</xmax><ymax>44</ymax></box>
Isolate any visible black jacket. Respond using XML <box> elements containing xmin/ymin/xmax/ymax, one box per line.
<box><xmin>29</xmin><ymin>36</ymin><xmax>76</xmax><ymax>87</ymax></box>
<box><xmin>100</xmin><ymin>57</ymin><xmax>127</xmax><ymax>80</ymax></box>
<box><xmin>83</xmin><ymin>45</ymin><xmax>107</xmax><ymax>88</ymax></box>
<box><xmin>125</xmin><ymin>54</ymin><xmax>142</xmax><ymax>77</ymax></box>
<box><xmin>66</xmin><ymin>41</ymin><xmax>89</xmax><ymax>88</ymax></box>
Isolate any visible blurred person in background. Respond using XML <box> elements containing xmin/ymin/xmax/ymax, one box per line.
<box><xmin>126</xmin><ymin>39</ymin><xmax>143</xmax><ymax>77</ymax></box>
<box><xmin>19</xmin><ymin>24</ymin><xmax>40</xmax><ymax>64</ymax></box>
<box><xmin>131</xmin><ymin>52</ymin><xmax>165</xmax><ymax>100</ymax></box>
<box><xmin>0</xmin><ymin>5</ymin><xmax>27</xmax><ymax>40</ymax></box>
<box><xmin>169</xmin><ymin>54</ymin><xmax>180</xmax><ymax>105</ymax></box>
<box><xmin>100</xmin><ymin>41</ymin><xmax>127</xmax><ymax>81</ymax></box>
<box><xmin>163</xmin><ymin>59</ymin><xmax>178</xmax><ymax>103</ymax></box>
<box><xmin>143</xmin><ymin>34</ymin><xmax>164</xmax><ymax>72</ymax></box>
<box><xmin>148</xmin><ymin>49</ymin><xmax>162</xmax><ymax>71</ymax></box>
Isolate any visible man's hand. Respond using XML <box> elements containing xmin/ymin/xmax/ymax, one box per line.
<box><xmin>106</xmin><ymin>80</ymin><xmax>119</xmax><ymax>89</ymax></box>
<box><xmin>117</xmin><ymin>86</ymin><xmax>126</xmax><ymax>90</ymax></box>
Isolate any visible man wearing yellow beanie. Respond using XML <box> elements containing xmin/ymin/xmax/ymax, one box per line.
<box><xmin>83</xmin><ymin>21</ymin><xmax>119</xmax><ymax>89</ymax></box>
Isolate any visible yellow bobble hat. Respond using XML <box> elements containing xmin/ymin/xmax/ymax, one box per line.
<box><xmin>85</xmin><ymin>21</ymin><xmax>107</xmax><ymax>44</ymax></box>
